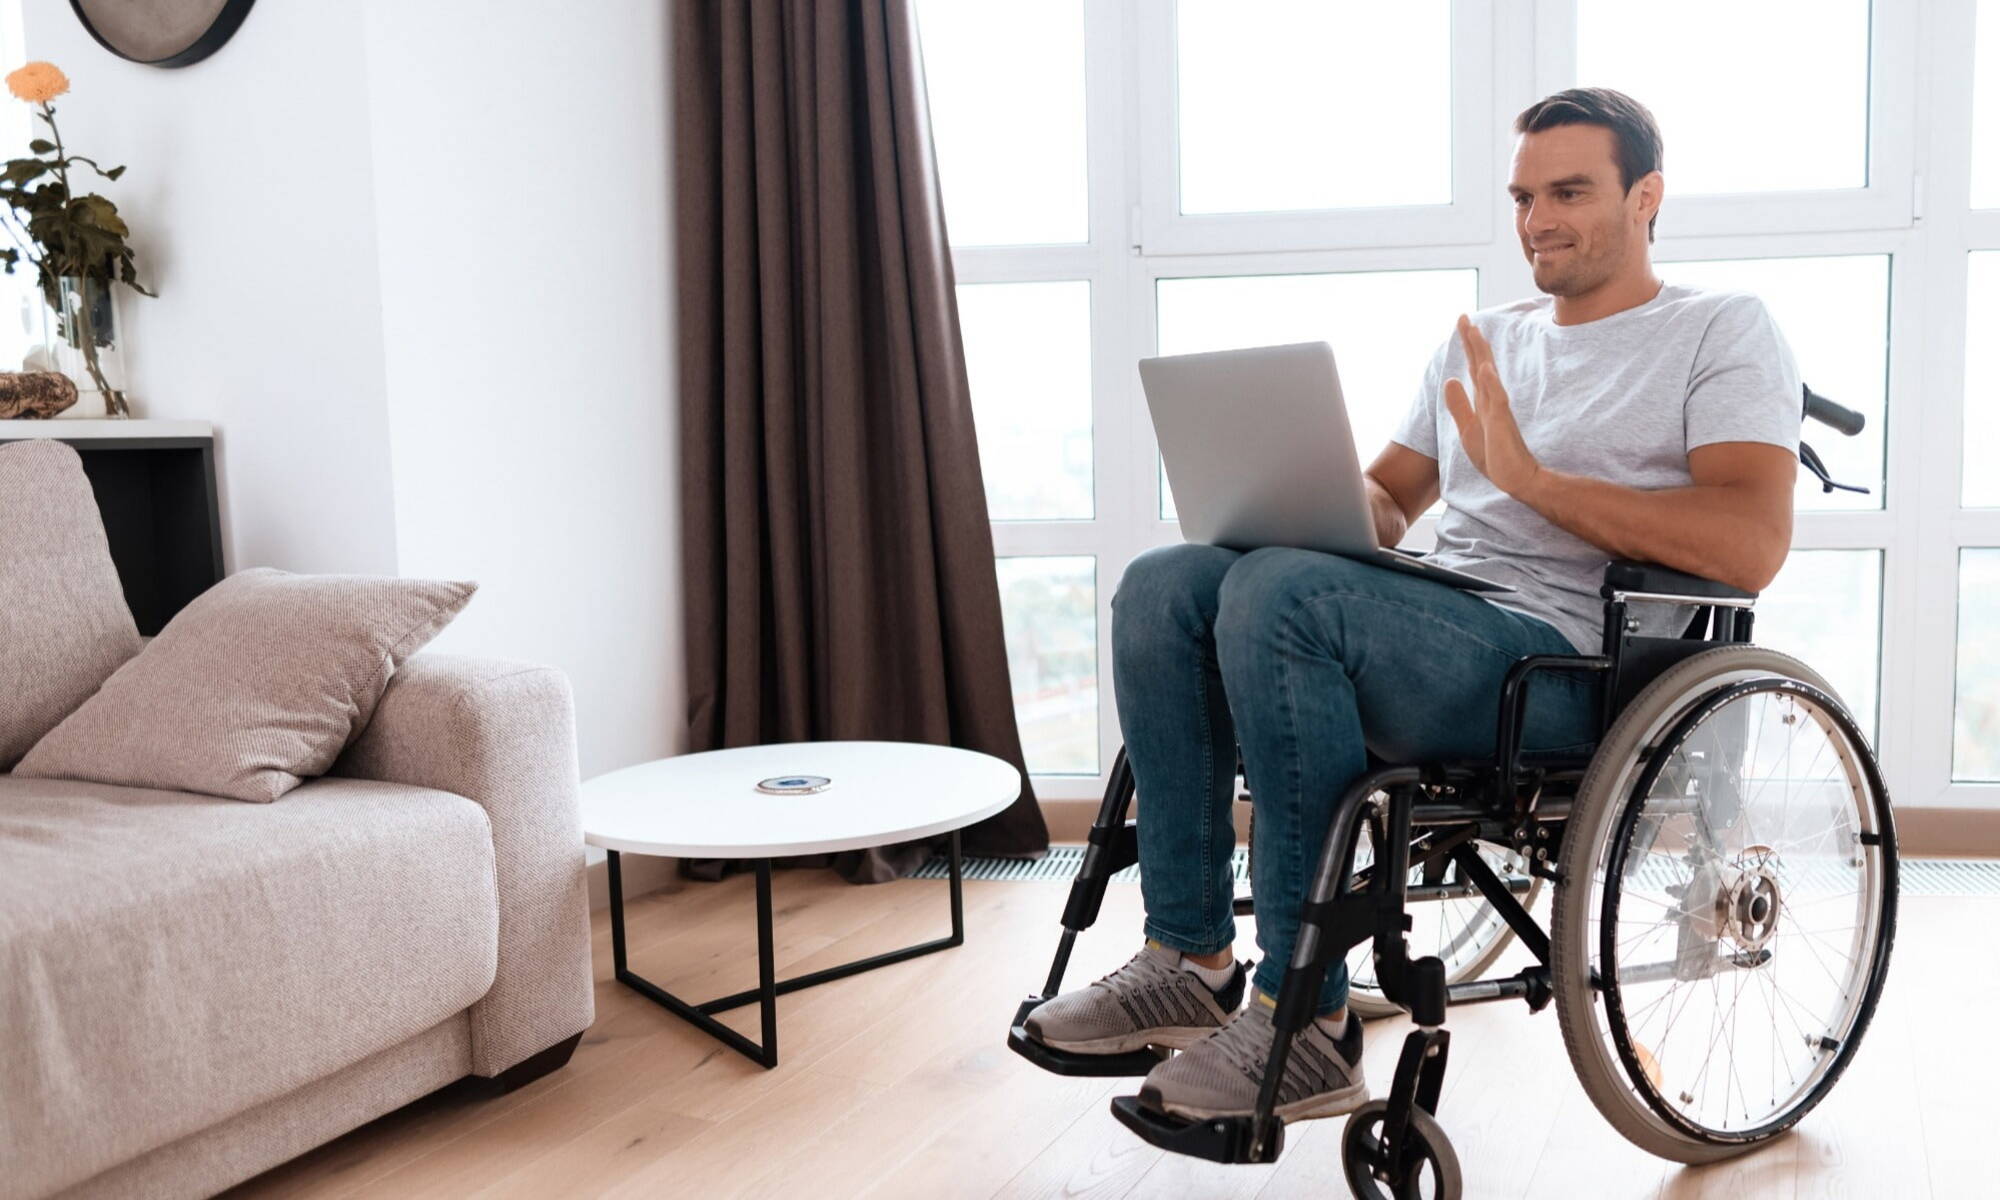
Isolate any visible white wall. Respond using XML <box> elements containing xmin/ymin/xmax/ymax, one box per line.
<box><xmin>20</xmin><ymin>1</ymin><xmax>685</xmax><ymax>778</ymax></box>
<box><xmin>20</xmin><ymin>3</ymin><xmax>401</xmax><ymax>575</ymax></box>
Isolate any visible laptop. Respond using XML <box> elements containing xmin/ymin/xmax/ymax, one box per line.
<box><xmin>1137</xmin><ymin>340</ymin><xmax>1514</xmax><ymax>594</ymax></box>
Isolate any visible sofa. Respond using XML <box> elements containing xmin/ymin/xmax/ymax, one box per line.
<box><xmin>0</xmin><ymin>442</ymin><xmax>595</xmax><ymax>1199</ymax></box>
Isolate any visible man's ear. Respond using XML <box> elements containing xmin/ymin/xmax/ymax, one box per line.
<box><xmin>1632</xmin><ymin>169</ymin><xmax>1664</xmax><ymax>232</ymax></box>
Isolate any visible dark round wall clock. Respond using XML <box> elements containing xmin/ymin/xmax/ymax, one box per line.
<box><xmin>69</xmin><ymin>0</ymin><xmax>257</xmax><ymax>69</ymax></box>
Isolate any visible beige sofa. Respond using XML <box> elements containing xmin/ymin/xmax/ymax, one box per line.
<box><xmin>0</xmin><ymin>657</ymin><xmax>595</xmax><ymax>1199</ymax></box>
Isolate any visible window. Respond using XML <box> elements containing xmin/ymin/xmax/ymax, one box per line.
<box><xmin>959</xmin><ymin>282</ymin><xmax>1094</xmax><ymax>521</ymax></box>
<box><xmin>1976</xmin><ymin>0</ymin><xmax>2000</xmax><ymax>208</ymax></box>
<box><xmin>1174</xmin><ymin>1</ymin><xmax>1451</xmax><ymax>215</ymax></box>
<box><xmin>1757</xmin><ymin>551</ymin><xmax>1882</xmax><ymax>744</ymax></box>
<box><xmin>1577</xmin><ymin>0</ymin><xmax>1871</xmax><ymax>196</ymax></box>
<box><xmin>1967</xmin><ymin>253</ymin><xmax>2000</xmax><ymax>507</ymax></box>
<box><xmin>995</xmin><ymin>556</ymin><xmax>1099</xmax><ymax>775</ymax></box>
<box><xmin>1957</xmin><ymin>550</ymin><xmax>2000</xmax><ymax>781</ymax></box>
<box><xmin>915</xmin><ymin>0</ymin><xmax>1087</xmax><ymax>246</ymax></box>
<box><xmin>922</xmin><ymin>1</ymin><xmax>1982</xmax><ymax>814</ymax></box>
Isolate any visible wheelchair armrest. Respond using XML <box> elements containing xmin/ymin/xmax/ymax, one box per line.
<box><xmin>1599</xmin><ymin>559</ymin><xmax>1756</xmax><ymax>603</ymax></box>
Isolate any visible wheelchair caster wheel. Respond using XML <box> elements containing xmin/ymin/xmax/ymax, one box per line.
<box><xmin>1341</xmin><ymin>1100</ymin><xmax>1462</xmax><ymax>1200</ymax></box>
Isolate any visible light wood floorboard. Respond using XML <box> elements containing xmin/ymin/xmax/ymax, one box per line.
<box><xmin>226</xmin><ymin>872</ymin><xmax>1986</xmax><ymax>1199</ymax></box>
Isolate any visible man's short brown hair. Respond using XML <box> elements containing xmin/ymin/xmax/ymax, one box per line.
<box><xmin>1514</xmin><ymin>87</ymin><xmax>1663</xmax><ymax>242</ymax></box>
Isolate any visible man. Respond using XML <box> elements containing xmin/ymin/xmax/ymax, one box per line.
<box><xmin>1021</xmin><ymin>87</ymin><xmax>1801</xmax><ymax>1124</ymax></box>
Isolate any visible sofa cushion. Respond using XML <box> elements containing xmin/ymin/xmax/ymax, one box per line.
<box><xmin>14</xmin><ymin>568</ymin><xmax>476</xmax><ymax>802</ymax></box>
<box><xmin>0</xmin><ymin>439</ymin><xmax>142</xmax><ymax>770</ymax></box>
<box><xmin>0</xmin><ymin>775</ymin><xmax>499</xmax><ymax>1200</ymax></box>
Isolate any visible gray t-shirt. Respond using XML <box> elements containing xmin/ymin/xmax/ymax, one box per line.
<box><xmin>1390</xmin><ymin>282</ymin><xmax>1802</xmax><ymax>654</ymax></box>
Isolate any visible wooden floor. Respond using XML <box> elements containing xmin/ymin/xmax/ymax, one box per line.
<box><xmin>226</xmin><ymin>870</ymin><xmax>1991</xmax><ymax>1199</ymax></box>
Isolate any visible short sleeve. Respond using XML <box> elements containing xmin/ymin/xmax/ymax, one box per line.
<box><xmin>1684</xmin><ymin>294</ymin><xmax>1802</xmax><ymax>455</ymax></box>
<box><xmin>1390</xmin><ymin>343</ymin><xmax>1445</xmax><ymax>459</ymax></box>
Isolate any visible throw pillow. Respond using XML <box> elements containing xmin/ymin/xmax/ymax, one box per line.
<box><xmin>0</xmin><ymin>439</ymin><xmax>143</xmax><ymax>769</ymax></box>
<box><xmin>14</xmin><ymin>568</ymin><xmax>475</xmax><ymax>801</ymax></box>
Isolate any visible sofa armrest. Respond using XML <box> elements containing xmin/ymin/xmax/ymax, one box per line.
<box><xmin>332</xmin><ymin>653</ymin><xmax>593</xmax><ymax>1077</ymax></box>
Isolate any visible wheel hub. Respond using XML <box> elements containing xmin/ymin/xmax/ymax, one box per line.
<box><xmin>1716</xmin><ymin>845</ymin><xmax>1781</xmax><ymax>955</ymax></box>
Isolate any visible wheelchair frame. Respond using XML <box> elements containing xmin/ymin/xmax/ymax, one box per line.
<box><xmin>1006</xmin><ymin>385</ymin><xmax>1891</xmax><ymax>1192</ymax></box>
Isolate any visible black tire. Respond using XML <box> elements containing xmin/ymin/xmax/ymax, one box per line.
<box><xmin>1341</xmin><ymin>1099</ymin><xmax>1463</xmax><ymax>1199</ymax></box>
<box><xmin>1549</xmin><ymin>645</ymin><xmax>1897</xmax><ymax>1164</ymax></box>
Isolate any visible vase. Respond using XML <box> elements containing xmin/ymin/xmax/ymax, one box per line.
<box><xmin>39</xmin><ymin>274</ymin><xmax>130</xmax><ymax>418</ymax></box>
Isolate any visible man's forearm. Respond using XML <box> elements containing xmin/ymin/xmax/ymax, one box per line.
<box><xmin>1518</xmin><ymin>467</ymin><xmax>1788</xmax><ymax>592</ymax></box>
<box><xmin>1364</xmin><ymin>475</ymin><xmax>1409</xmax><ymax>548</ymax></box>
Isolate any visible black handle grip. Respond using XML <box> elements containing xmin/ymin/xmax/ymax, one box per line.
<box><xmin>1803</xmin><ymin>385</ymin><xmax>1865</xmax><ymax>437</ymax></box>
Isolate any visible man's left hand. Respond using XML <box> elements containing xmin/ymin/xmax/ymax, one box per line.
<box><xmin>1443</xmin><ymin>314</ymin><xmax>1544</xmax><ymax>499</ymax></box>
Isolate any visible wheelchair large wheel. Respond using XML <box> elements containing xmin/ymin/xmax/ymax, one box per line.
<box><xmin>1344</xmin><ymin>822</ymin><xmax>1540</xmax><ymax>1020</ymax></box>
<box><xmin>1550</xmin><ymin>645</ymin><xmax>1897</xmax><ymax>1164</ymax></box>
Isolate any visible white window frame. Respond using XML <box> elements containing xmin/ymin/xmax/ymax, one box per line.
<box><xmin>958</xmin><ymin>0</ymin><xmax>1991</xmax><ymax>816</ymax></box>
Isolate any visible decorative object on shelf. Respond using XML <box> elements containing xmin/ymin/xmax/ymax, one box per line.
<box><xmin>0</xmin><ymin>370</ymin><xmax>76</xmax><ymax>418</ymax></box>
<box><xmin>0</xmin><ymin>62</ymin><xmax>155</xmax><ymax>417</ymax></box>
<box><xmin>70</xmin><ymin>0</ymin><xmax>257</xmax><ymax>70</ymax></box>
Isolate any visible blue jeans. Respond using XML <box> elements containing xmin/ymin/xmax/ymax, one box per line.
<box><xmin>1111</xmin><ymin>544</ymin><xmax>1602</xmax><ymax>1013</ymax></box>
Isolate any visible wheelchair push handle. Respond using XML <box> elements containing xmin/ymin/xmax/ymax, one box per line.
<box><xmin>1803</xmin><ymin>384</ymin><xmax>1864</xmax><ymax>437</ymax></box>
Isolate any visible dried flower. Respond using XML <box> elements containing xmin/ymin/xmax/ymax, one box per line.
<box><xmin>6</xmin><ymin>62</ymin><xmax>68</xmax><ymax>105</ymax></box>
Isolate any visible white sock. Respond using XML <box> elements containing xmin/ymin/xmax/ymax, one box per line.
<box><xmin>1180</xmin><ymin>955</ymin><xmax>1236</xmax><ymax>990</ymax></box>
<box><xmin>1313</xmin><ymin>1009</ymin><xmax>1351</xmax><ymax>1035</ymax></box>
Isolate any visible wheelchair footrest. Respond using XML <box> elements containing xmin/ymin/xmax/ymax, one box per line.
<box><xmin>1108</xmin><ymin>1095</ymin><xmax>1285</xmax><ymax>1164</ymax></box>
<box><xmin>1006</xmin><ymin>1023</ymin><xmax>1168</xmax><ymax>1077</ymax></box>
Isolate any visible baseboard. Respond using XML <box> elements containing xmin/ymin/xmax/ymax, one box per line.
<box><xmin>1041</xmin><ymin>800</ymin><xmax>1993</xmax><ymax>858</ymax></box>
<box><xmin>1895</xmin><ymin>807</ymin><xmax>2000</xmax><ymax>858</ymax></box>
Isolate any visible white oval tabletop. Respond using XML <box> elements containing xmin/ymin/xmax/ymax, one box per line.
<box><xmin>580</xmin><ymin>740</ymin><xmax>1023</xmax><ymax>858</ymax></box>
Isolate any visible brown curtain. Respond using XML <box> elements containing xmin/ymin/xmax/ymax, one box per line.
<box><xmin>674</xmin><ymin>0</ymin><xmax>1049</xmax><ymax>882</ymax></box>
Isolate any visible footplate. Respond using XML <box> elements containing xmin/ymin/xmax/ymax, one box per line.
<box><xmin>1107</xmin><ymin>1095</ymin><xmax>1285</xmax><ymax>1164</ymax></box>
<box><xmin>1006</xmin><ymin>997</ymin><xmax>1169</xmax><ymax>1077</ymax></box>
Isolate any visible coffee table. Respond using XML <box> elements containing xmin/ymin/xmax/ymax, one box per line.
<box><xmin>581</xmin><ymin>740</ymin><xmax>1021</xmax><ymax>1068</ymax></box>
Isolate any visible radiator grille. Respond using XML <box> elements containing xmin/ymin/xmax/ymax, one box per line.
<box><xmin>912</xmin><ymin>845</ymin><xmax>1995</xmax><ymax>895</ymax></box>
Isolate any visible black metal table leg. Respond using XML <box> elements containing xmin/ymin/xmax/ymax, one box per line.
<box><xmin>605</xmin><ymin>830</ymin><xmax>968</xmax><ymax>1069</ymax></box>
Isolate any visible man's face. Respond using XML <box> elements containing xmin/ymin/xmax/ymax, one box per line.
<box><xmin>1507</xmin><ymin>124</ymin><xmax>1656</xmax><ymax>297</ymax></box>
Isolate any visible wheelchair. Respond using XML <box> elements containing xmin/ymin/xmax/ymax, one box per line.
<box><xmin>1006</xmin><ymin>386</ymin><xmax>1897</xmax><ymax>1198</ymax></box>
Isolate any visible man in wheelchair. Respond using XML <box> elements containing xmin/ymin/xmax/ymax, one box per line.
<box><xmin>1022</xmin><ymin>88</ymin><xmax>1809</xmax><ymax>1128</ymax></box>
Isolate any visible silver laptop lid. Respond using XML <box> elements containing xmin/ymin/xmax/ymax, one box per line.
<box><xmin>1137</xmin><ymin>341</ymin><xmax>1376</xmax><ymax>555</ymax></box>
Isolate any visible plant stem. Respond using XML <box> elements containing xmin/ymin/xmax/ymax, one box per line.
<box><xmin>43</xmin><ymin>103</ymin><xmax>124</xmax><ymax>416</ymax></box>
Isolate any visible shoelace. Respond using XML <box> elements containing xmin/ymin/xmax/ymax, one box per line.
<box><xmin>1209</xmin><ymin>1008</ymin><xmax>1344</xmax><ymax>1101</ymax></box>
<box><xmin>1089</xmin><ymin>949</ymin><xmax>1177</xmax><ymax>997</ymax></box>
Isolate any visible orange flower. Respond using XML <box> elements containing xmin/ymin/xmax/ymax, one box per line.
<box><xmin>6</xmin><ymin>62</ymin><xmax>69</xmax><ymax>105</ymax></box>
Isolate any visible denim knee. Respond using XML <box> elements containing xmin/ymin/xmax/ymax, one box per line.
<box><xmin>1113</xmin><ymin>543</ymin><xmax>1239</xmax><ymax>645</ymax></box>
<box><xmin>1214</xmin><ymin>547</ymin><xmax>1360</xmax><ymax>661</ymax></box>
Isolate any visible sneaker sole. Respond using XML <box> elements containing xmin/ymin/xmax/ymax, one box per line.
<box><xmin>1151</xmin><ymin>1078</ymin><xmax>1371</xmax><ymax>1124</ymax></box>
<box><xmin>1031</xmin><ymin>1026</ymin><xmax>1219</xmax><ymax>1055</ymax></box>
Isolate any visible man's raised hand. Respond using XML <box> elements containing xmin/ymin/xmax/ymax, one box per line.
<box><xmin>1442</xmin><ymin>313</ymin><xmax>1545</xmax><ymax>499</ymax></box>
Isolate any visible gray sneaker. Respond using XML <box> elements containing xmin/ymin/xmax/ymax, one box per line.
<box><xmin>1137</xmin><ymin>996</ymin><xmax>1368</xmax><ymax>1122</ymax></box>
<box><xmin>1023</xmin><ymin>943</ymin><xmax>1248</xmax><ymax>1054</ymax></box>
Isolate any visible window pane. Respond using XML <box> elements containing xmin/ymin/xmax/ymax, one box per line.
<box><xmin>1968</xmin><ymin>254</ymin><xmax>2000</xmax><ymax>506</ymax></box>
<box><xmin>1154</xmin><ymin>269</ymin><xmax>1479</xmax><ymax>520</ymax></box>
<box><xmin>996</xmin><ymin>556</ymin><xmax>1099</xmax><ymax>775</ymax></box>
<box><xmin>1956</xmin><ymin>550</ymin><xmax>2000</xmax><ymax>780</ymax></box>
<box><xmin>1976</xmin><ymin>0</ymin><xmax>2000</xmax><ymax>208</ymax></box>
<box><xmin>959</xmin><ymin>282</ymin><xmax>1093</xmax><ymax>520</ymax></box>
<box><xmin>1755</xmin><ymin>550</ymin><xmax>1881</xmax><ymax>745</ymax></box>
<box><xmin>1176</xmin><ymin>0</ymin><xmax>1450</xmax><ymax>214</ymax></box>
<box><xmin>1577</xmin><ymin>0</ymin><xmax>1868</xmax><ymax>196</ymax></box>
<box><xmin>915</xmin><ymin>0</ymin><xmax>1087</xmax><ymax>246</ymax></box>
<box><xmin>1663</xmin><ymin>256</ymin><xmax>1886</xmax><ymax>511</ymax></box>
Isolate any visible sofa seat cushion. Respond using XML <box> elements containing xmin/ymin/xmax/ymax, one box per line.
<box><xmin>0</xmin><ymin>775</ymin><xmax>500</xmax><ymax>1200</ymax></box>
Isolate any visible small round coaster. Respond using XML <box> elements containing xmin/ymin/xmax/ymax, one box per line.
<box><xmin>756</xmin><ymin>774</ymin><xmax>832</xmax><ymax>795</ymax></box>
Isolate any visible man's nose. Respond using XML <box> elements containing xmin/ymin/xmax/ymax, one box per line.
<box><xmin>1521</xmin><ymin>200</ymin><xmax>1559</xmax><ymax>236</ymax></box>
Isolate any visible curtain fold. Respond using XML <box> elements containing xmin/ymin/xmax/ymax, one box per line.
<box><xmin>676</xmin><ymin>0</ymin><xmax>1049</xmax><ymax>882</ymax></box>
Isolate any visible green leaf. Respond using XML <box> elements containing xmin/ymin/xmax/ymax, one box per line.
<box><xmin>106</xmin><ymin>165</ymin><xmax>124</xmax><ymax>181</ymax></box>
<box><xmin>27</xmin><ymin>139</ymin><xmax>52</xmax><ymax>155</ymax></box>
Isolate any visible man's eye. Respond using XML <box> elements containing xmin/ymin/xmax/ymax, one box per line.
<box><xmin>1558</xmin><ymin>190</ymin><xmax>1579</xmax><ymax>200</ymax></box>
